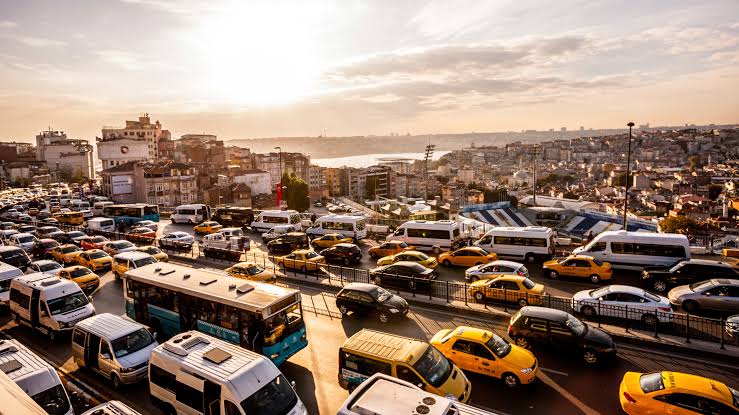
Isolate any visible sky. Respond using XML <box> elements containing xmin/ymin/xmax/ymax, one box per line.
<box><xmin>0</xmin><ymin>0</ymin><xmax>737</xmax><ymax>142</ymax></box>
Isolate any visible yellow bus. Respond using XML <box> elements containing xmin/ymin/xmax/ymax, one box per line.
<box><xmin>54</xmin><ymin>211</ymin><xmax>84</xmax><ymax>225</ymax></box>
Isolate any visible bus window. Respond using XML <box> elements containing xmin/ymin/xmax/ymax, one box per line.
<box><xmin>144</xmin><ymin>205</ymin><xmax>159</xmax><ymax>215</ymax></box>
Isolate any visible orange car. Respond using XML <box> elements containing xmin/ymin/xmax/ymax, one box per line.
<box><xmin>368</xmin><ymin>240</ymin><xmax>414</xmax><ymax>259</ymax></box>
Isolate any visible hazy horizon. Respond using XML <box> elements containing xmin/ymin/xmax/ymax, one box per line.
<box><xmin>1</xmin><ymin>0</ymin><xmax>737</xmax><ymax>143</ymax></box>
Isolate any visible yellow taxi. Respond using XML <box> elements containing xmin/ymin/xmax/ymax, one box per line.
<box><xmin>137</xmin><ymin>245</ymin><xmax>169</xmax><ymax>262</ymax></box>
<box><xmin>438</xmin><ymin>247</ymin><xmax>498</xmax><ymax>267</ymax></box>
<box><xmin>377</xmin><ymin>250</ymin><xmax>438</xmax><ymax>269</ymax></box>
<box><xmin>468</xmin><ymin>275</ymin><xmax>545</xmax><ymax>307</ymax></box>
<box><xmin>50</xmin><ymin>205</ymin><xmax>61</xmax><ymax>213</ymax></box>
<box><xmin>542</xmin><ymin>254</ymin><xmax>612</xmax><ymax>283</ymax></box>
<box><xmin>193</xmin><ymin>221</ymin><xmax>223</xmax><ymax>235</ymax></box>
<box><xmin>431</xmin><ymin>326</ymin><xmax>538</xmax><ymax>387</ymax></box>
<box><xmin>368</xmin><ymin>240</ymin><xmax>414</xmax><ymax>259</ymax></box>
<box><xmin>620</xmin><ymin>371</ymin><xmax>739</xmax><ymax>415</ymax></box>
<box><xmin>50</xmin><ymin>244</ymin><xmax>83</xmax><ymax>265</ymax></box>
<box><xmin>57</xmin><ymin>265</ymin><xmax>100</xmax><ymax>293</ymax></box>
<box><xmin>28</xmin><ymin>208</ymin><xmax>39</xmax><ymax>216</ymax></box>
<box><xmin>76</xmin><ymin>249</ymin><xmax>113</xmax><ymax>271</ymax></box>
<box><xmin>311</xmin><ymin>233</ymin><xmax>353</xmax><ymax>249</ymax></box>
<box><xmin>226</xmin><ymin>262</ymin><xmax>276</xmax><ymax>283</ymax></box>
<box><xmin>275</xmin><ymin>249</ymin><xmax>326</xmax><ymax>272</ymax></box>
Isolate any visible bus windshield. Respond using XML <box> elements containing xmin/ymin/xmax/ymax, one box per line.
<box><xmin>263</xmin><ymin>303</ymin><xmax>303</xmax><ymax>347</ymax></box>
<box><xmin>412</xmin><ymin>346</ymin><xmax>452</xmax><ymax>388</ymax></box>
<box><xmin>240</xmin><ymin>375</ymin><xmax>298</xmax><ymax>415</ymax></box>
<box><xmin>47</xmin><ymin>292</ymin><xmax>89</xmax><ymax>315</ymax></box>
<box><xmin>31</xmin><ymin>384</ymin><xmax>71</xmax><ymax>415</ymax></box>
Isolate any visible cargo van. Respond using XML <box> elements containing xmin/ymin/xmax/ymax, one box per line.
<box><xmin>0</xmin><ymin>338</ymin><xmax>74</xmax><ymax>415</ymax></box>
<box><xmin>387</xmin><ymin>220</ymin><xmax>464</xmax><ymax>255</ymax></box>
<box><xmin>148</xmin><ymin>331</ymin><xmax>307</xmax><ymax>415</ymax></box>
<box><xmin>72</xmin><ymin>313</ymin><xmax>158</xmax><ymax>388</ymax></box>
<box><xmin>170</xmin><ymin>204</ymin><xmax>211</xmax><ymax>224</ymax></box>
<box><xmin>9</xmin><ymin>273</ymin><xmax>96</xmax><ymax>340</ymax></box>
<box><xmin>338</xmin><ymin>329</ymin><xmax>471</xmax><ymax>403</ymax></box>
<box><xmin>0</xmin><ymin>262</ymin><xmax>24</xmax><ymax>306</ymax></box>
<box><xmin>87</xmin><ymin>217</ymin><xmax>116</xmax><ymax>233</ymax></box>
<box><xmin>338</xmin><ymin>373</ymin><xmax>498</xmax><ymax>415</ymax></box>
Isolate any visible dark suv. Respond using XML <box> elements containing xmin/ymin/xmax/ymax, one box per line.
<box><xmin>0</xmin><ymin>246</ymin><xmax>31</xmax><ymax>271</ymax></box>
<box><xmin>642</xmin><ymin>259</ymin><xmax>739</xmax><ymax>292</ymax></box>
<box><xmin>267</xmin><ymin>232</ymin><xmax>309</xmax><ymax>255</ymax></box>
<box><xmin>336</xmin><ymin>282</ymin><xmax>409</xmax><ymax>323</ymax></box>
<box><xmin>32</xmin><ymin>238</ymin><xmax>61</xmax><ymax>259</ymax></box>
<box><xmin>320</xmin><ymin>243</ymin><xmax>362</xmax><ymax>265</ymax></box>
<box><xmin>508</xmin><ymin>306</ymin><xmax>615</xmax><ymax>366</ymax></box>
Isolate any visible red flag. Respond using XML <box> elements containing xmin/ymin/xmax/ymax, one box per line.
<box><xmin>276</xmin><ymin>182</ymin><xmax>282</xmax><ymax>207</ymax></box>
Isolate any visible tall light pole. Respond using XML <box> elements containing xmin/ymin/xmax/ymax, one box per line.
<box><xmin>275</xmin><ymin>146</ymin><xmax>282</xmax><ymax>208</ymax></box>
<box><xmin>423</xmin><ymin>143</ymin><xmax>435</xmax><ymax>201</ymax></box>
<box><xmin>623</xmin><ymin>122</ymin><xmax>635</xmax><ymax>229</ymax></box>
<box><xmin>529</xmin><ymin>145</ymin><xmax>541</xmax><ymax>206</ymax></box>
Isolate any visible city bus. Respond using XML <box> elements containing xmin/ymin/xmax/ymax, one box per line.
<box><xmin>211</xmin><ymin>206</ymin><xmax>255</xmax><ymax>228</ymax></box>
<box><xmin>124</xmin><ymin>262</ymin><xmax>307</xmax><ymax>366</ymax></box>
<box><xmin>103</xmin><ymin>204</ymin><xmax>160</xmax><ymax>226</ymax></box>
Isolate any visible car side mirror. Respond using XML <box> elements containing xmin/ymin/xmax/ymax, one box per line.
<box><xmin>41</xmin><ymin>310</ymin><xmax>49</xmax><ymax>317</ymax></box>
<box><xmin>703</xmin><ymin>292</ymin><xmax>711</xmax><ymax>296</ymax></box>
<box><xmin>100</xmin><ymin>353</ymin><xmax>110</xmax><ymax>360</ymax></box>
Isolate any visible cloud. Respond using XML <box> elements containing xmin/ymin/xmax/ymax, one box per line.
<box><xmin>14</xmin><ymin>36</ymin><xmax>66</xmax><ymax>48</ymax></box>
<box><xmin>96</xmin><ymin>50</ymin><xmax>141</xmax><ymax>70</ymax></box>
<box><xmin>0</xmin><ymin>20</ymin><xmax>17</xmax><ymax>29</ymax></box>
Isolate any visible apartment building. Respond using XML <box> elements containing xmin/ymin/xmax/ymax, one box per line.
<box><xmin>97</xmin><ymin>114</ymin><xmax>172</xmax><ymax>169</ymax></box>
<box><xmin>35</xmin><ymin>130</ymin><xmax>94</xmax><ymax>179</ymax></box>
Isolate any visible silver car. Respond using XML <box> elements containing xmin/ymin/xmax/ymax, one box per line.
<box><xmin>464</xmin><ymin>260</ymin><xmax>528</xmax><ymax>282</ymax></box>
<box><xmin>668</xmin><ymin>279</ymin><xmax>739</xmax><ymax>313</ymax></box>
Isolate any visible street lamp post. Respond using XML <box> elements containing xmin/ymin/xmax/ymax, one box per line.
<box><xmin>275</xmin><ymin>146</ymin><xmax>282</xmax><ymax>207</ymax></box>
<box><xmin>623</xmin><ymin>122</ymin><xmax>635</xmax><ymax>229</ymax></box>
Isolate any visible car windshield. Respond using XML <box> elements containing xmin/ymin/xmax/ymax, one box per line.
<box><xmin>134</xmin><ymin>257</ymin><xmax>157</xmax><ymax>267</ymax></box>
<box><xmin>89</xmin><ymin>251</ymin><xmax>107</xmax><ymax>259</ymax></box>
<box><xmin>3</xmin><ymin>249</ymin><xmax>25</xmax><ymax>259</ymax></box>
<box><xmin>591</xmin><ymin>287</ymin><xmax>611</xmax><ymax>298</ymax></box>
<box><xmin>240</xmin><ymin>374</ymin><xmax>298</xmax><ymax>415</ymax></box>
<box><xmin>91</xmin><ymin>236</ymin><xmax>107</xmax><ymax>243</ymax></box>
<box><xmin>18</xmin><ymin>236</ymin><xmax>34</xmax><ymax>243</ymax></box>
<box><xmin>68</xmin><ymin>232</ymin><xmax>84</xmax><ymax>238</ymax></box>
<box><xmin>111</xmin><ymin>328</ymin><xmax>155</xmax><ymax>358</ymax></box>
<box><xmin>61</xmin><ymin>246</ymin><xmax>80</xmax><ymax>254</ymax></box>
<box><xmin>412</xmin><ymin>346</ymin><xmax>453</xmax><ymax>388</ymax></box>
<box><xmin>486</xmin><ymin>332</ymin><xmax>512</xmax><ymax>357</ymax></box>
<box><xmin>689</xmin><ymin>280</ymin><xmax>714</xmax><ymax>291</ymax></box>
<box><xmin>30</xmin><ymin>384</ymin><xmax>71</xmax><ymax>415</ymax></box>
<box><xmin>565</xmin><ymin>315</ymin><xmax>587</xmax><ymax>336</ymax></box>
<box><xmin>305</xmin><ymin>251</ymin><xmax>320</xmax><ymax>259</ymax></box>
<box><xmin>644</xmin><ymin>292</ymin><xmax>661</xmax><ymax>302</ymax></box>
<box><xmin>246</xmin><ymin>265</ymin><xmax>264</xmax><ymax>275</ymax></box>
<box><xmin>47</xmin><ymin>292</ymin><xmax>89</xmax><ymax>315</ymax></box>
<box><xmin>370</xmin><ymin>286</ymin><xmax>393</xmax><ymax>302</ymax></box>
<box><xmin>42</xmin><ymin>241</ymin><xmax>59</xmax><ymax>249</ymax></box>
<box><xmin>70</xmin><ymin>268</ymin><xmax>92</xmax><ymax>278</ymax></box>
<box><xmin>522</xmin><ymin>278</ymin><xmax>536</xmax><ymax>290</ymax></box>
<box><xmin>115</xmin><ymin>241</ymin><xmax>134</xmax><ymax>249</ymax></box>
<box><xmin>39</xmin><ymin>263</ymin><xmax>60</xmax><ymax>272</ymax></box>
<box><xmin>592</xmin><ymin>258</ymin><xmax>604</xmax><ymax>266</ymax></box>
<box><xmin>639</xmin><ymin>373</ymin><xmax>665</xmax><ymax>393</ymax></box>
<box><xmin>399</xmin><ymin>242</ymin><xmax>409</xmax><ymax>248</ymax></box>
<box><xmin>416</xmin><ymin>252</ymin><xmax>430</xmax><ymax>260</ymax></box>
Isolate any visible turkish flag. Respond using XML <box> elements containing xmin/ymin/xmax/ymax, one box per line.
<box><xmin>276</xmin><ymin>182</ymin><xmax>282</xmax><ymax>207</ymax></box>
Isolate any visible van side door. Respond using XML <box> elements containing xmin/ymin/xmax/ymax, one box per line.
<box><xmin>98</xmin><ymin>341</ymin><xmax>115</xmax><ymax>378</ymax></box>
<box><xmin>71</xmin><ymin>328</ymin><xmax>87</xmax><ymax>367</ymax></box>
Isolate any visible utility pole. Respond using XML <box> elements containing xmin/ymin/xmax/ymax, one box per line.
<box><xmin>623</xmin><ymin>122</ymin><xmax>635</xmax><ymax>229</ymax></box>
<box><xmin>529</xmin><ymin>145</ymin><xmax>541</xmax><ymax>206</ymax></box>
<box><xmin>423</xmin><ymin>143</ymin><xmax>435</xmax><ymax>201</ymax></box>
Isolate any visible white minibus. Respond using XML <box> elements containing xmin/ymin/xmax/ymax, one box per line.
<box><xmin>9</xmin><ymin>273</ymin><xmax>96</xmax><ymax>340</ymax></box>
<box><xmin>250</xmin><ymin>209</ymin><xmax>303</xmax><ymax>233</ymax></box>
<box><xmin>171</xmin><ymin>204</ymin><xmax>212</xmax><ymax>224</ymax></box>
<box><xmin>307</xmin><ymin>214</ymin><xmax>367</xmax><ymax>240</ymax></box>
<box><xmin>70</xmin><ymin>200</ymin><xmax>91</xmax><ymax>212</ymax></box>
<box><xmin>474</xmin><ymin>226</ymin><xmax>556</xmax><ymax>263</ymax></box>
<box><xmin>81</xmin><ymin>401</ymin><xmax>140</xmax><ymax>415</ymax></box>
<box><xmin>0</xmin><ymin>370</ymin><xmax>49</xmax><ymax>415</ymax></box>
<box><xmin>338</xmin><ymin>373</ymin><xmax>496</xmax><ymax>415</ymax></box>
<box><xmin>386</xmin><ymin>220</ymin><xmax>464</xmax><ymax>254</ymax></box>
<box><xmin>0</xmin><ymin>338</ymin><xmax>74</xmax><ymax>415</ymax></box>
<box><xmin>572</xmin><ymin>230</ymin><xmax>689</xmax><ymax>271</ymax></box>
<box><xmin>87</xmin><ymin>217</ymin><xmax>116</xmax><ymax>233</ymax></box>
<box><xmin>0</xmin><ymin>262</ymin><xmax>24</xmax><ymax>306</ymax></box>
<box><xmin>72</xmin><ymin>313</ymin><xmax>158</xmax><ymax>388</ymax></box>
<box><xmin>148</xmin><ymin>331</ymin><xmax>307</xmax><ymax>415</ymax></box>
<box><xmin>92</xmin><ymin>201</ymin><xmax>114</xmax><ymax>216</ymax></box>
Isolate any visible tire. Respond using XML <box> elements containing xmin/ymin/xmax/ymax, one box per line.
<box><xmin>590</xmin><ymin>274</ymin><xmax>601</xmax><ymax>283</ymax></box>
<box><xmin>517</xmin><ymin>298</ymin><xmax>529</xmax><ymax>307</ymax></box>
<box><xmin>525</xmin><ymin>254</ymin><xmax>536</xmax><ymax>264</ymax></box>
<box><xmin>111</xmin><ymin>373</ymin><xmax>121</xmax><ymax>389</ymax></box>
<box><xmin>343</xmin><ymin>258</ymin><xmax>351</xmax><ymax>266</ymax></box>
<box><xmin>514</xmin><ymin>336</ymin><xmax>530</xmax><ymax>349</ymax></box>
<box><xmin>369</xmin><ymin>252</ymin><xmax>377</xmax><ymax>259</ymax></box>
<box><xmin>641</xmin><ymin>313</ymin><xmax>657</xmax><ymax>328</ymax></box>
<box><xmin>473</xmin><ymin>291</ymin><xmax>485</xmax><ymax>302</ymax></box>
<box><xmin>583</xmin><ymin>350</ymin><xmax>599</xmax><ymax>365</ymax></box>
<box><xmin>548</xmin><ymin>270</ymin><xmax>559</xmax><ymax>279</ymax></box>
<box><xmin>432</xmin><ymin>247</ymin><xmax>441</xmax><ymax>256</ymax></box>
<box><xmin>502</xmin><ymin>372</ymin><xmax>520</xmax><ymax>388</ymax></box>
<box><xmin>338</xmin><ymin>305</ymin><xmax>348</xmax><ymax>315</ymax></box>
<box><xmin>581</xmin><ymin>305</ymin><xmax>596</xmax><ymax>317</ymax></box>
<box><xmin>469</xmin><ymin>275</ymin><xmax>480</xmax><ymax>282</ymax></box>
<box><xmin>442</xmin><ymin>259</ymin><xmax>451</xmax><ymax>266</ymax></box>
<box><xmin>378</xmin><ymin>312</ymin><xmax>389</xmax><ymax>324</ymax></box>
<box><xmin>682</xmin><ymin>300</ymin><xmax>699</xmax><ymax>313</ymax></box>
<box><xmin>652</xmin><ymin>280</ymin><xmax>668</xmax><ymax>293</ymax></box>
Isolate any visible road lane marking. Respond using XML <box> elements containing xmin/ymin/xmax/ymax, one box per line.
<box><xmin>540</xmin><ymin>367</ymin><xmax>569</xmax><ymax>376</ymax></box>
<box><xmin>537</xmin><ymin>371</ymin><xmax>601</xmax><ymax>415</ymax></box>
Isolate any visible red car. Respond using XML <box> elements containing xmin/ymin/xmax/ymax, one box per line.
<box><xmin>81</xmin><ymin>235</ymin><xmax>110</xmax><ymax>250</ymax></box>
<box><xmin>125</xmin><ymin>227</ymin><xmax>156</xmax><ymax>244</ymax></box>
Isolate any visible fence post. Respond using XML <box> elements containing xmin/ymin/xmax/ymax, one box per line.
<box><xmin>624</xmin><ymin>305</ymin><xmax>629</xmax><ymax>333</ymax></box>
<box><xmin>720</xmin><ymin>317</ymin><xmax>725</xmax><ymax>350</ymax></box>
<box><xmin>464</xmin><ymin>283</ymin><xmax>468</xmax><ymax>305</ymax></box>
<box><xmin>445</xmin><ymin>281</ymin><xmax>449</xmax><ymax>304</ymax></box>
<box><xmin>597</xmin><ymin>301</ymin><xmax>601</xmax><ymax>328</ymax></box>
<box><xmin>685</xmin><ymin>313</ymin><xmax>691</xmax><ymax>343</ymax></box>
<box><xmin>653</xmin><ymin>309</ymin><xmax>659</xmax><ymax>338</ymax></box>
<box><xmin>411</xmin><ymin>275</ymin><xmax>416</xmax><ymax>298</ymax></box>
<box><xmin>503</xmin><ymin>288</ymin><xmax>507</xmax><ymax>313</ymax></box>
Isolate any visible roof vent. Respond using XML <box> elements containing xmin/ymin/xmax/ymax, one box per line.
<box><xmin>160</xmin><ymin>269</ymin><xmax>175</xmax><ymax>276</ymax></box>
<box><xmin>229</xmin><ymin>283</ymin><xmax>237</xmax><ymax>290</ymax></box>
<box><xmin>164</xmin><ymin>334</ymin><xmax>210</xmax><ymax>357</ymax></box>
<box><xmin>203</xmin><ymin>347</ymin><xmax>232</xmax><ymax>365</ymax></box>
<box><xmin>0</xmin><ymin>359</ymin><xmax>23</xmax><ymax>374</ymax></box>
<box><xmin>41</xmin><ymin>279</ymin><xmax>61</xmax><ymax>287</ymax></box>
<box><xmin>200</xmin><ymin>278</ymin><xmax>217</xmax><ymax>286</ymax></box>
<box><xmin>236</xmin><ymin>284</ymin><xmax>254</xmax><ymax>294</ymax></box>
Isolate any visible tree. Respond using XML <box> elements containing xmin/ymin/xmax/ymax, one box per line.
<box><xmin>658</xmin><ymin>216</ymin><xmax>718</xmax><ymax>236</ymax></box>
<box><xmin>707</xmin><ymin>184</ymin><xmax>723</xmax><ymax>201</ymax></box>
<box><xmin>688</xmin><ymin>156</ymin><xmax>703</xmax><ymax>172</ymax></box>
<box><xmin>282</xmin><ymin>172</ymin><xmax>309</xmax><ymax>212</ymax></box>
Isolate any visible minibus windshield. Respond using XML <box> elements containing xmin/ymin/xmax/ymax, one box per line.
<box><xmin>241</xmin><ymin>374</ymin><xmax>298</xmax><ymax>415</ymax></box>
<box><xmin>133</xmin><ymin>257</ymin><xmax>157</xmax><ymax>268</ymax></box>
<box><xmin>111</xmin><ymin>328</ymin><xmax>155</xmax><ymax>358</ymax></box>
<box><xmin>47</xmin><ymin>292</ymin><xmax>89</xmax><ymax>315</ymax></box>
<box><xmin>31</xmin><ymin>384</ymin><xmax>71</xmax><ymax>415</ymax></box>
<box><xmin>412</xmin><ymin>346</ymin><xmax>452</xmax><ymax>388</ymax></box>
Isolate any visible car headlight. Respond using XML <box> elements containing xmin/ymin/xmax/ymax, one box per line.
<box><xmin>389</xmin><ymin>308</ymin><xmax>399</xmax><ymax>313</ymax></box>
<box><xmin>521</xmin><ymin>367</ymin><xmax>533</xmax><ymax>374</ymax></box>
<box><xmin>120</xmin><ymin>366</ymin><xmax>134</xmax><ymax>373</ymax></box>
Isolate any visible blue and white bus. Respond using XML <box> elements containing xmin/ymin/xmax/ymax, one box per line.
<box><xmin>103</xmin><ymin>204</ymin><xmax>160</xmax><ymax>226</ymax></box>
<box><xmin>123</xmin><ymin>262</ymin><xmax>307</xmax><ymax>366</ymax></box>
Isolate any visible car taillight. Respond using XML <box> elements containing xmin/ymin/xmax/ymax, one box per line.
<box><xmin>657</xmin><ymin>307</ymin><xmax>672</xmax><ymax>312</ymax></box>
<box><xmin>623</xmin><ymin>391</ymin><xmax>636</xmax><ymax>404</ymax></box>
<box><xmin>517</xmin><ymin>271</ymin><xmax>525</xmax><ymax>276</ymax></box>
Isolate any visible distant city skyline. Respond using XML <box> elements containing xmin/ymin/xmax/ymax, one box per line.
<box><xmin>1</xmin><ymin>0</ymin><xmax>737</xmax><ymax>142</ymax></box>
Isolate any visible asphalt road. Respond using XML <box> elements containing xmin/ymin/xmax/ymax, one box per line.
<box><xmin>3</xmin><ymin>259</ymin><xmax>738</xmax><ymax>415</ymax></box>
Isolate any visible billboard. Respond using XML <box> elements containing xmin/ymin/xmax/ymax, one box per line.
<box><xmin>112</xmin><ymin>175</ymin><xmax>133</xmax><ymax>195</ymax></box>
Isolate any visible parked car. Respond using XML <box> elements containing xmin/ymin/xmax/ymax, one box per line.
<box><xmin>56</xmin><ymin>265</ymin><xmax>100</xmax><ymax>293</ymax></box>
<box><xmin>667</xmin><ymin>279</ymin><xmax>739</xmax><ymax>313</ymax></box>
<box><xmin>102</xmin><ymin>240</ymin><xmax>137</xmax><ymax>256</ymax></box>
<box><xmin>81</xmin><ymin>235</ymin><xmax>110</xmax><ymax>250</ymax></box>
<box><xmin>368</xmin><ymin>240</ymin><xmax>414</xmax><ymax>259</ymax></box>
<box><xmin>133</xmin><ymin>219</ymin><xmax>158</xmax><ymax>231</ymax></box>
<box><xmin>36</xmin><ymin>226</ymin><xmax>63</xmax><ymax>239</ymax></box>
<box><xmin>193</xmin><ymin>221</ymin><xmax>223</xmax><ymax>235</ymax></box>
<box><xmin>319</xmin><ymin>243</ymin><xmax>362</xmax><ymax>266</ymax></box>
<box><xmin>7</xmin><ymin>233</ymin><xmax>37</xmax><ymax>253</ymax></box>
<box><xmin>468</xmin><ymin>275</ymin><xmax>545</xmax><ymax>307</ymax></box>
<box><xmin>0</xmin><ymin>229</ymin><xmax>19</xmax><ymax>243</ymax></box>
<box><xmin>61</xmin><ymin>231</ymin><xmax>89</xmax><ymax>246</ymax></box>
<box><xmin>225</xmin><ymin>262</ymin><xmax>276</xmax><ymax>283</ymax></box>
<box><xmin>437</xmin><ymin>247</ymin><xmax>497</xmax><ymax>267</ymax></box>
<box><xmin>267</xmin><ymin>232</ymin><xmax>309</xmax><ymax>255</ymax></box>
<box><xmin>369</xmin><ymin>261</ymin><xmax>436</xmax><ymax>291</ymax></box>
<box><xmin>50</xmin><ymin>243</ymin><xmax>84</xmax><ymax>265</ymax></box>
<box><xmin>335</xmin><ymin>282</ymin><xmax>409</xmax><ymax>323</ymax></box>
<box><xmin>274</xmin><ymin>249</ymin><xmax>325</xmax><ymax>272</ymax></box>
<box><xmin>16</xmin><ymin>225</ymin><xmax>37</xmax><ymax>236</ymax></box>
<box><xmin>311</xmin><ymin>233</ymin><xmax>353</xmax><ymax>249</ymax></box>
<box><xmin>136</xmin><ymin>245</ymin><xmax>169</xmax><ymax>262</ymax></box>
<box><xmin>642</xmin><ymin>259</ymin><xmax>739</xmax><ymax>293</ymax></box>
<box><xmin>158</xmin><ymin>232</ymin><xmax>194</xmax><ymax>249</ymax></box>
<box><xmin>508</xmin><ymin>306</ymin><xmax>616</xmax><ymax>366</ymax></box>
<box><xmin>543</xmin><ymin>255</ymin><xmax>613</xmax><ymax>283</ymax></box>
<box><xmin>26</xmin><ymin>259</ymin><xmax>63</xmax><ymax>275</ymax></box>
<box><xmin>125</xmin><ymin>227</ymin><xmax>156</xmax><ymax>244</ymax></box>
<box><xmin>31</xmin><ymin>238</ymin><xmax>61</xmax><ymax>259</ymax></box>
<box><xmin>0</xmin><ymin>246</ymin><xmax>31</xmax><ymax>270</ymax></box>
<box><xmin>465</xmin><ymin>260</ymin><xmax>529</xmax><ymax>283</ymax></box>
<box><xmin>377</xmin><ymin>250</ymin><xmax>438</xmax><ymax>269</ymax></box>
<box><xmin>76</xmin><ymin>249</ymin><xmax>114</xmax><ymax>271</ymax></box>
<box><xmin>727</xmin><ymin>315</ymin><xmax>739</xmax><ymax>338</ymax></box>
<box><xmin>572</xmin><ymin>285</ymin><xmax>672</xmax><ymax>327</ymax></box>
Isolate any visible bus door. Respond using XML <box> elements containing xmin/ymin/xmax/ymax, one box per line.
<box><xmin>204</xmin><ymin>380</ymin><xmax>221</xmax><ymax>415</ymax></box>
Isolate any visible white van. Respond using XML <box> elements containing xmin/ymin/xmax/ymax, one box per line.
<box><xmin>0</xmin><ymin>262</ymin><xmax>24</xmax><ymax>306</ymax></box>
<box><xmin>338</xmin><ymin>373</ymin><xmax>496</xmax><ymax>415</ymax></box>
<box><xmin>9</xmin><ymin>273</ymin><xmax>96</xmax><ymax>340</ymax></box>
<box><xmin>0</xmin><ymin>338</ymin><xmax>74</xmax><ymax>415</ymax></box>
<box><xmin>148</xmin><ymin>331</ymin><xmax>307</xmax><ymax>415</ymax></box>
<box><xmin>70</xmin><ymin>200</ymin><xmax>91</xmax><ymax>212</ymax></box>
<box><xmin>307</xmin><ymin>214</ymin><xmax>367</xmax><ymax>240</ymax></box>
<box><xmin>82</xmin><ymin>401</ymin><xmax>140</xmax><ymax>415</ymax></box>
<box><xmin>171</xmin><ymin>204</ymin><xmax>212</xmax><ymax>224</ymax></box>
<box><xmin>387</xmin><ymin>220</ymin><xmax>464</xmax><ymax>254</ymax></box>
<box><xmin>250</xmin><ymin>210</ymin><xmax>302</xmax><ymax>233</ymax></box>
<box><xmin>261</xmin><ymin>224</ymin><xmax>298</xmax><ymax>242</ymax></box>
<box><xmin>87</xmin><ymin>217</ymin><xmax>116</xmax><ymax>233</ymax></box>
<box><xmin>474</xmin><ymin>226</ymin><xmax>556</xmax><ymax>263</ymax></box>
<box><xmin>72</xmin><ymin>313</ymin><xmax>158</xmax><ymax>388</ymax></box>
<box><xmin>92</xmin><ymin>201</ymin><xmax>114</xmax><ymax>216</ymax></box>
<box><xmin>0</xmin><ymin>369</ymin><xmax>49</xmax><ymax>415</ymax></box>
<box><xmin>572</xmin><ymin>230</ymin><xmax>690</xmax><ymax>271</ymax></box>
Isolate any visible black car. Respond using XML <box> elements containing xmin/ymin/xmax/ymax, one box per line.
<box><xmin>32</xmin><ymin>238</ymin><xmax>61</xmax><ymax>259</ymax></box>
<box><xmin>336</xmin><ymin>282</ymin><xmax>409</xmax><ymax>323</ymax></box>
<box><xmin>267</xmin><ymin>232</ymin><xmax>309</xmax><ymax>255</ymax></box>
<box><xmin>369</xmin><ymin>261</ymin><xmax>436</xmax><ymax>291</ymax></box>
<box><xmin>642</xmin><ymin>259</ymin><xmax>739</xmax><ymax>292</ymax></box>
<box><xmin>320</xmin><ymin>243</ymin><xmax>362</xmax><ymax>266</ymax></box>
<box><xmin>0</xmin><ymin>246</ymin><xmax>31</xmax><ymax>271</ymax></box>
<box><xmin>508</xmin><ymin>306</ymin><xmax>615</xmax><ymax>366</ymax></box>
<box><xmin>17</xmin><ymin>225</ymin><xmax>37</xmax><ymax>236</ymax></box>
<box><xmin>61</xmin><ymin>231</ymin><xmax>89</xmax><ymax>246</ymax></box>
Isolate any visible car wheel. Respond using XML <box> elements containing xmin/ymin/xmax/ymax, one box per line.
<box><xmin>442</xmin><ymin>259</ymin><xmax>451</xmax><ymax>266</ymax></box>
<box><xmin>470</xmin><ymin>275</ymin><xmax>479</xmax><ymax>282</ymax></box>
<box><xmin>371</xmin><ymin>277</ymin><xmax>381</xmax><ymax>285</ymax></box>
<box><xmin>473</xmin><ymin>291</ymin><xmax>485</xmax><ymax>302</ymax></box>
<box><xmin>652</xmin><ymin>280</ymin><xmax>668</xmax><ymax>293</ymax></box>
<box><xmin>111</xmin><ymin>373</ymin><xmax>121</xmax><ymax>389</ymax></box>
<box><xmin>548</xmin><ymin>270</ymin><xmax>559</xmax><ymax>279</ymax></box>
<box><xmin>583</xmin><ymin>350</ymin><xmax>599</xmax><ymax>365</ymax></box>
<box><xmin>408</xmin><ymin>280</ymin><xmax>417</xmax><ymax>290</ymax></box>
<box><xmin>343</xmin><ymin>258</ymin><xmax>351</xmax><ymax>266</ymax></box>
<box><xmin>517</xmin><ymin>298</ymin><xmax>528</xmax><ymax>307</ymax></box>
<box><xmin>589</xmin><ymin>274</ymin><xmax>600</xmax><ymax>283</ymax></box>
<box><xmin>502</xmin><ymin>372</ymin><xmax>520</xmax><ymax>388</ymax></box>
<box><xmin>581</xmin><ymin>305</ymin><xmax>596</xmax><ymax>317</ymax></box>
<box><xmin>514</xmin><ymin>336</ymin><xmax>530</xmax><ymax>349</ymax></box>
<box><xmin>682</xmin><ymin>300</ymin><xmax>699</xmax><ymax>313</ymax></box>
<box><xmin>338</xmin><ymin>305</ymin><xmax>348</xmax><ymax>315</ymax></box>
<box><xmin>641</xmin><ymin>313</ymin><xmax>658</xmax><ymax>328</ymax></box>
<box><xmin>525</xmin><ymin>254</ymin><xmax>536</xmax><ymax>263</ymax></box>
<box><xmin>369</xmin><ymin>252</ymin><xmax>377</xmax><ymax>259</ymax></box>
<box><xmin>378</xmin><ymin>312</ymin><xmax>390</xmax><ymax>324</ymax></box>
